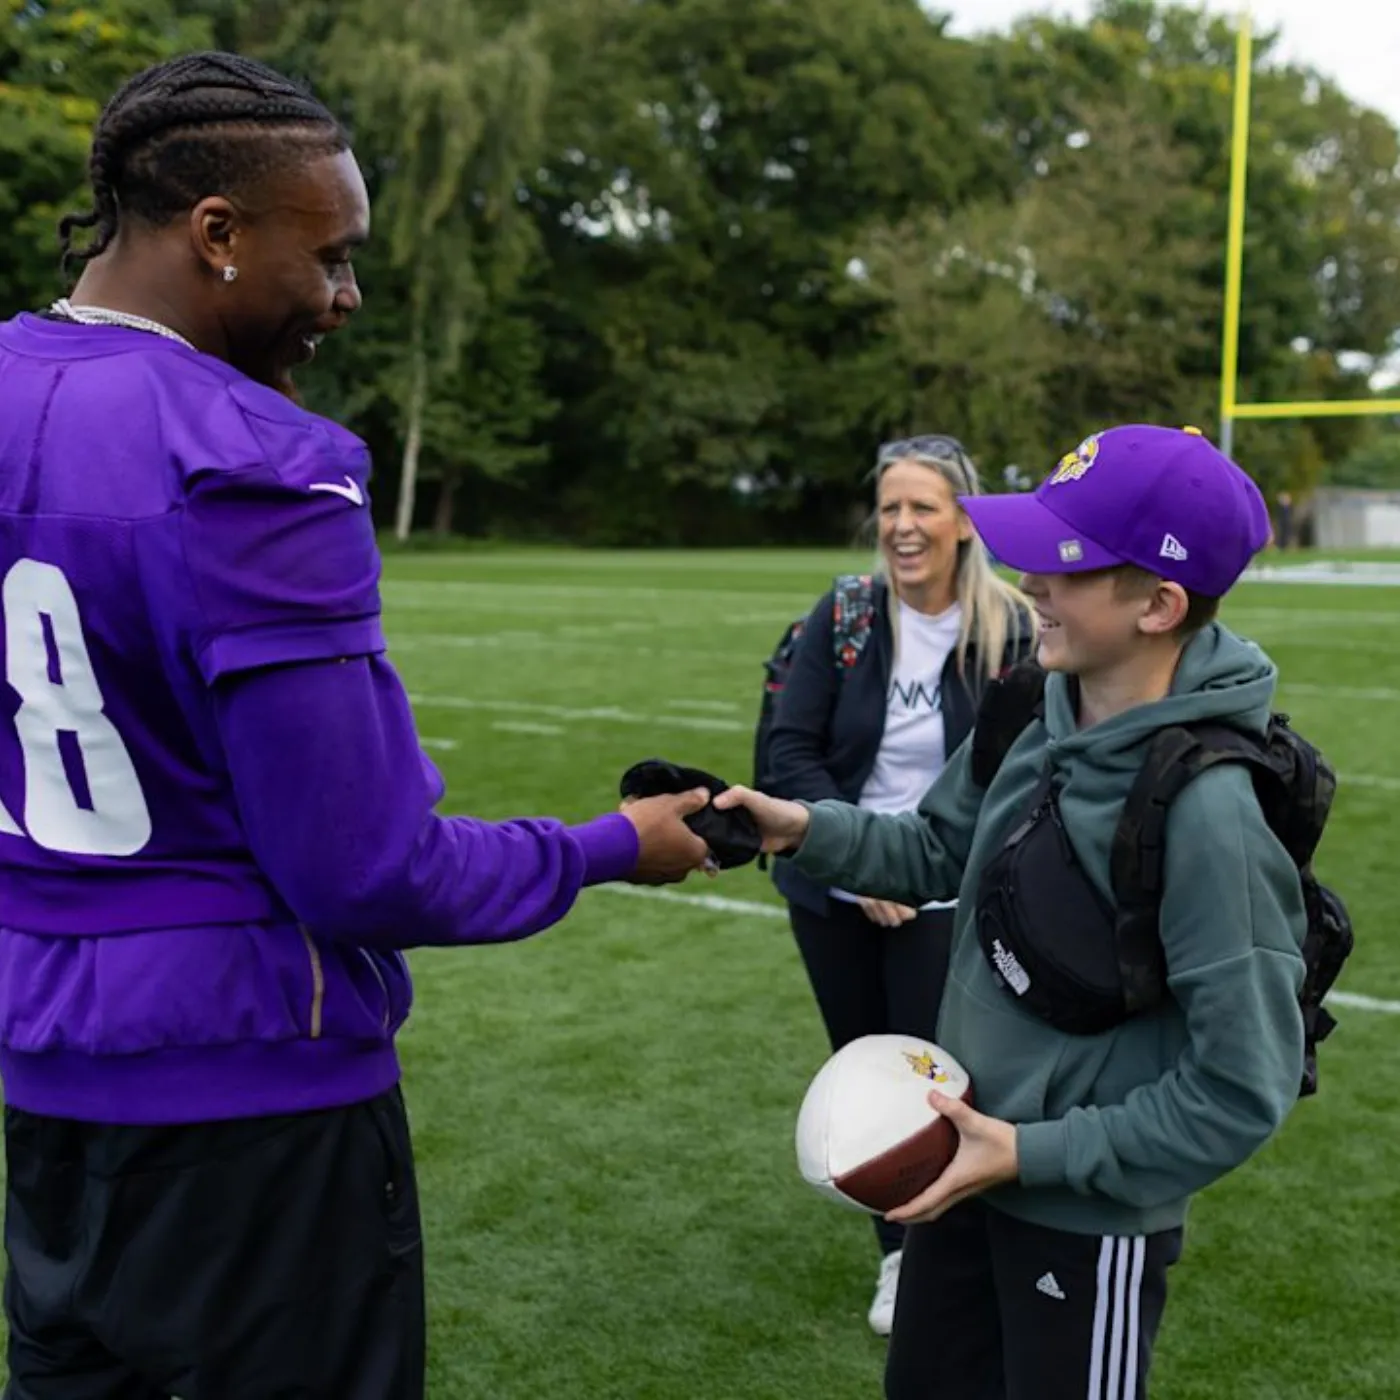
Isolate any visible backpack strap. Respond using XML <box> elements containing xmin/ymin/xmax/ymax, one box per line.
<box><xmin>830</xmin><ymin>573</ymin><xmax>876</xmax><ymax>669</ymax></box>
<box><xmin>1109</xmin><ymin>723</ymin><xmax>1281</xmax><ymax>1012</ymax></box>
<box><xmin>1112</xmin><ymin>722</ymin><xmax>1289</xmax><ymax>909</ymax></box>
<box><xmin>1110</xmin><ymin>718</ymin><xmax>1353</xmax><ymax>1097</ymax></box>
<box><xmin>970</xmin><ymin>661</ymin><xmax>1047</xmax><ymax>788</ymax></box>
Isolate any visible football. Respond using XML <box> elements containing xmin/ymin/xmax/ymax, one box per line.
<box><xmin>795</xmin><ymin>1034</ymin><xmax>973</xmax><ymax>1214</ymax></box>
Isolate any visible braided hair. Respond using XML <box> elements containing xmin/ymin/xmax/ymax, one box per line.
<box><xmin>59</xmin><ymin>52</ymin><xmax>349</xmax><ymax>276</ymax></box>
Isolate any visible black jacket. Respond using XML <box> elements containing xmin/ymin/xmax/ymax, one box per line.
<box><xmin>766</xmin><ymin>577</ymin><xmax>1035</xmax><ymax>914</ymax></box>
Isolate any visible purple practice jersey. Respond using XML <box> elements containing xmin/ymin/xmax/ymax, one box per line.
<box><xmin>0</xmin><ymin>314</ymin><xmax>638</xmax><ymax>1124</ymax></box>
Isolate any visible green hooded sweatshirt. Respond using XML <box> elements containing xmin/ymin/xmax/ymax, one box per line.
<box><xmin>785</xmin><ymin>623</ymin><xmax>1307</xmax><ymax>1237</ymax></box>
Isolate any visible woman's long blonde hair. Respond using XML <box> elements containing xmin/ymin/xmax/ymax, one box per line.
<box><xmin>870</xmin><ymin>436</ymin><xmax>1034</xmax><ymax>684</ymax></box>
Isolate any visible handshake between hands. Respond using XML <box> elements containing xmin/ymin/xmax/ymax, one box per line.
<box><xmin>615</xmin><ymin>761</ymin><xmax>812</xmax><ymax>887</ymax></box>
<box><xmin>616</xmin><ymin>769</ymin><xmax>918</xmax><ymax>925</ymax></box>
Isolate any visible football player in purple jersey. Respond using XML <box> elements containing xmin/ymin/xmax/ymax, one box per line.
<box><xmin>0</xmin><ymin>51</ymin><xmax>711</xmax><ymax>1399</ymax></box>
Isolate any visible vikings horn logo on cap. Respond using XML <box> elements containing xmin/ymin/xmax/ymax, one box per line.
<box><xmin>1047</xmin><ymin>434</ymin><xmax>1101</xmax><ymax>486</ymax></box>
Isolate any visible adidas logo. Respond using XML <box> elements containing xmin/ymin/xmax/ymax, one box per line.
<box><xmin>1036</xmin><ymin>1271</ymin><xmax>1066</xmax><ymax>1301</ymax></box>
<box><xmin>1160</xmin><ymin>533</ymin><xmax>1188</xmax><ymax>562</ymax></box>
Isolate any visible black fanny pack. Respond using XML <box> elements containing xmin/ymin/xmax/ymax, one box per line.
<box><xmin>974</xmin><ymin>770</ymin><xmax>1166</xmax><ymax>1036</ymax></box>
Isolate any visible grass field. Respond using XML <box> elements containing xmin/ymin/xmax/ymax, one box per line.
<box><xmin>9</xmin><ymin>547</ymin><xmax>1400</xmax><ymax>1397</ymax></box>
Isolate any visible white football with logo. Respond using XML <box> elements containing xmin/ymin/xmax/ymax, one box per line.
<box><xmin>795</xmin><ymin>1034</ymin><xmax>973</xmax><ymax>1214</ymax></box>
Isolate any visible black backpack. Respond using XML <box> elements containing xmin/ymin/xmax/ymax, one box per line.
<box><xmin>752</xmin><ymin>573</ymin><xmax>877</xmax><ymax>793</ymax></box>
<box><xmin>969</xmin><ymin>661</ymin><xmax>1353</xmax><ymax>1099</ymax></box>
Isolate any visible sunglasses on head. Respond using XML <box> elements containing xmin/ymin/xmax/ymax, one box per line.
<box><xmin>873</xmin><ymin>435</ymin><xmax>975</xmax><ymax>484</ymax></box>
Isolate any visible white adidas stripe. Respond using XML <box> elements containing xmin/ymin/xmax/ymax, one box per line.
<box><xmin>1088</xmin><ymin>1236</ymin><xmax>1147</xmax><ymax>1400</ymax></box>
<box><xmin>1087</xmin><ymin>1238</ymin><xmax>1113</xmax><ymax>1400</ymax></box>
<box><xmin>1124</xmin><ymin>1237</ymin><xmax>1147</xmax><ymax>1400</ymax></box>
<box><xmin>1107</xmin><ymin>1237</ymin><xmax>1130</xmax><ymax>1398</ymax></box>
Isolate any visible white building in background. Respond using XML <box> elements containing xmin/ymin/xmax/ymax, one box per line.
<box><xmin>1310</xmin><ymin>488</ymin><xmax>1400</xmax><ymax>549</ymax></box>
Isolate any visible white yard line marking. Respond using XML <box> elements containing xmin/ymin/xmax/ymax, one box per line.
<box><xmin>420</xmin><ymin>738</ymin><xmax>459</xmax><ymax>751</ymax></box>
<box><xmin>665</xmin><ymin>699</ymin><xmax>741</xmax><ymax>713</ymax></box>
<box><xmin>387</xmin><ymin>553</ymin><xmax>865</xmax><ymax>579</ymax></box>
<box><xmin>408</xmin><ymin>693</ymin><xmax>746</xmax><ymax>734</ymax></box>
<box><xmin>390</xmin><ymin>633</ymin><xmax>739</xmax><ymax>664</ymax></box>
<box><xmin>393</xmin><ymin>620</ymin><xmax>662</xmax><ymax>645</ymax></box>
<box><xmin>1243</xmin><ymin>562</ymin><xmax>1400</xmax><ymax>587</ymax></box>
<box><xmin>382</xmin><ymin>579</ymin><xmax>813</xmax><ymax>607</ymax></box>
<box><xmin>727</xmin><ymin>612</ymin><xmax>814</xmax><ymax>625</ymax></box>
<box><xmin>491</xmin><ymin>720</ymin><xmax>565</xmax><ymax>736</ymax></box>
<box><xmin>600</xmin><ymin>883</ymin><xmax>788</xmax><ymax>919</ymax></box>
<box><xmin>1227</xmin><ymin>609</ymin><xmax>1400</xmax><ymax>627</ymax></box>
<box><xmin>596</xmin><ymin>885</ymin><xmax>1400</xmax><ymax>1014</ymax></box>
<box><xmin>1328</xmin><ymin>991</ymin><xmax>1400</xmax><ymax>1014</ymax></box>
<box><xmin>1341</xmin><ymin>773</ymin><xmax>1400</xmax><ymax>792</ymax></box>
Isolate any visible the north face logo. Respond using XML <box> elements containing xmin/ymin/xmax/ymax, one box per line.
<box><xmin>990</xmin><ymin>939</ymin><xmax>1031</xmax><ymax>996</ymax></box>
<box><xmin>1160</xmin><ymin>533</ymin><xmax>1188</xmax><ymax>561</ymax></box>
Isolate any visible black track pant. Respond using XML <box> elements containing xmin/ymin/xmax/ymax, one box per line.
<box><xmin>788</xmin><ymin>898</ymin><xmax>956</xmax><ymax>1257</ymax></box>
<box><xmin>886</xmin><ymin>1198</ymin><xmax>1184</xmax><ymax>1400</ymax></box>
<box><xmin>2</xmin><ymin>1086</ymin><xmax>424</xmax><ymax>1400</ymax></box>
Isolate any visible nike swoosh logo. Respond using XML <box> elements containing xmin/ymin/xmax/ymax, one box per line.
<box><xmin>308</xmin><ymin>475</ymin><xmax>365</xmax><ymax>506</ymax></box>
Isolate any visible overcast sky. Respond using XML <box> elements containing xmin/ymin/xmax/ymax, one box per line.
<box><xmin>940</xmin><ymin>1</ymin><xmax>1400</xmax><ymax>127</ymax></box>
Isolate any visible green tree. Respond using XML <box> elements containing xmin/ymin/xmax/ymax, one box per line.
<box><xmin>972</xmin><ymin>0</ymin><xmax>1400</xmax><ymax>493</ymax></box>
<box><xmin>848</xmin><ymin>95</ymin><xmax>1220</xmax><ymax>477</ymax></box>
<box><xmin>319</xmin><ymin>0</ymin><xmax>551</xmax><ymax>540</ymax></box>
<box><xmin>0</xmin><ymin>0</ymin><xmax>209</xmax><ymax>315</ymax></box>
<box><xmin>21</xmin><ymin>0</ymin><xmax>1389</xmax><ymax>540</ymax></box>
<box><xmin>1327</xmin><ymin>430</ymin><xmax>1400</xmax><ymax>489</ymax></box>
<box><xmin>523</xmin><ymin>0</ymin><xmax>998</xmax><ymax>539</ymax></box>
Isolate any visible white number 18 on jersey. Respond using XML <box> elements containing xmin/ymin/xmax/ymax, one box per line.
<box><xmin>0</xmin><ymin>559</ymin><xmax>152</xmax><ymax>858</ymax></box>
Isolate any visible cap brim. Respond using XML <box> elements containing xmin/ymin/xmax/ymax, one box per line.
<box><xmin>959</xmin><ymin>493</ymin><xmax>1124</xmax><ymax>574</ymax></box>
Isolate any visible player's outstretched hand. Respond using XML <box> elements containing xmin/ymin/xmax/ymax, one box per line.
<box><xmin>620</xmin><ymin>788</ymin><xmax>714</xmax><ymax>885</ymax></box>
<box><xmin>710</xmin><ymin>785</ymin><xmax>810</xmax><ymax>856</ymax></box>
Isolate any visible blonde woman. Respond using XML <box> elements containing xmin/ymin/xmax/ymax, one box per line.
<box><xmin>765</xmin><ymin>435</ymin><xmax>1035</xmax><ymax>1336</ymax></box>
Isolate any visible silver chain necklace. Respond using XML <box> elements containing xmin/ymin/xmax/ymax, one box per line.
<box><xmin>48</xmin><ymin>298</ymin><xmax>195</xmax><ymax>351</ymax></box>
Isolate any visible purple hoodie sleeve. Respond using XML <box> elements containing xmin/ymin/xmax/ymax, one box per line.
<box><xmin>211</xmin><ymin>654</ymin><xmax>640</xmax><ymax>948</ymax></box>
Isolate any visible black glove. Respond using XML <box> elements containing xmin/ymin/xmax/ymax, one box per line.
<box><xmin>618</xmin><ymin>759</ymin><xmax>762</xmax><ymax>870</ymax></box>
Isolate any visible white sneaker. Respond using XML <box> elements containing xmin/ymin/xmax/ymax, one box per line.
<box><xmin>867</xmin><ymin>1249</ymin><xmax>902</xmax><ymax>1337</ymax></box>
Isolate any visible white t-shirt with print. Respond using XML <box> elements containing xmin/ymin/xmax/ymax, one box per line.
<box><xmin>831</xmin><ymin>599</ymin><xmax>962</xmax><ymax>910</ymax></box>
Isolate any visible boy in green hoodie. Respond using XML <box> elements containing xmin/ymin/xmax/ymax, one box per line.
<box><xmin>716</xmin><ymin>425</ymin><xmax>1306</xmax><ymax>1399</ymax></box>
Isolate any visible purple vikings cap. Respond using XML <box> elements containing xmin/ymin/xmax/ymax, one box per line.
<box><xmin>959</xmin><ymin>425</ymin><xmax>1273</xmax><ymax>597</ymax></box>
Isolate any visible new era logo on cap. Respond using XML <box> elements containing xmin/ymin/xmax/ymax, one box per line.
<box><xmin>1159</xmin><ymin>533</ymin><xmax>1188</xmax><ymax>562</ymax></box>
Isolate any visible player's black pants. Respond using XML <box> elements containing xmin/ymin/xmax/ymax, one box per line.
<box><xmin>886</xmin><ymin>1198</ymin><xmax>1184</xmax><ymax>1400</ymax></box>
<box><xmin>788</xmin><ymin>898</ymin><xmax>955</xmax><ymax>1257</ymax></box>
<box><xmin>2</xmin><ymin>1086</ymin><xmax>424</xmax><ymax>1400</ymax></box>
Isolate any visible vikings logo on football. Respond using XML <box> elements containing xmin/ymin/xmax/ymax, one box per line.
<box><xmin>903</xmin><ymin>1050</ymin><xmax>950</xmax><ymax>1084</ymax></box>
<box><xmin>1047</xmin><ymin>434</ymin><xmax>1100</xmax><ymax>486</ymax></box>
